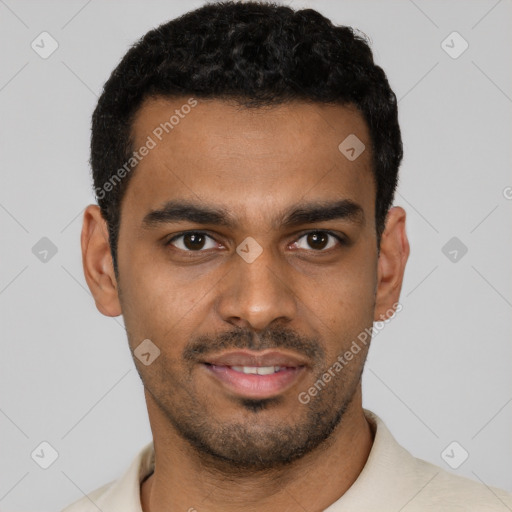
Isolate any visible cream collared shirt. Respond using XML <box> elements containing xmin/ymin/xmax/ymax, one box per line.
<box><xmin>61</xmin><ymin>409</ymin><xmax>512</xmax><ymax>511</ymax></box>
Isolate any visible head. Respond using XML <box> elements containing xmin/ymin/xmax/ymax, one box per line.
<box><xmin>82</xmin><ymin>1</ymin><xmax>409</xmax><ymax>471</ymax></box>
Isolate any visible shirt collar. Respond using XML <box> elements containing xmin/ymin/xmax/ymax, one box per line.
<box><xmin>92</xmin><ymin>409</ymin><xmax>433</xmax><ymax>512</ymax></box>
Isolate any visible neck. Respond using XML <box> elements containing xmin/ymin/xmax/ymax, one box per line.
<box><xmin>141</xmin><ymin>386</ymin><xmax>374</xmax><ymax>512</ymax></box>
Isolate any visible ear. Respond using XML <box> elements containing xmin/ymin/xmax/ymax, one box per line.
<box><xmin>374</xmin><ymin>206</ymin><xmax>410</xmax><ymax>321</ymax></box>
<box><xmin>81</xmin><ymin>204</ymin><xmax>122</xmax><ymax>317</ymax></box>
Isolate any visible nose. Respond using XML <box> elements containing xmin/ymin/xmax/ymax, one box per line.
<box><xmin>215</xmin><ymin>242</ymin><xmax>298</xmax><ymax>332</ymax></box>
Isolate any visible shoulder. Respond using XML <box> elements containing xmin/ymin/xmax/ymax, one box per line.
<box><xmin>358</xmin><ymin>410</ymin><xmax>512</xmax><ymax>511</ymax></box>
<box><xmin>406</xmin><ymin>456</ymin><xmax>512</xmax><ymax>511</ymax></box>
<box><xmin>59</xmin><ymin>440</ymin><xmax>154</xmax><ymax>512</ymax></box>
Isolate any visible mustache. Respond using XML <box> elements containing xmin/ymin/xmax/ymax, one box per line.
<box><xmin>183</xmin><ymin>324</ymin><xmax>325</xmax><ymax>364</ymax></box>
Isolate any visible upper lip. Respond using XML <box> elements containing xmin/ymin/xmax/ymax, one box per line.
<box><xmin>202</xmin><ymin>349</ymin><xmax>309</xmax><ymax>368</ymax></box>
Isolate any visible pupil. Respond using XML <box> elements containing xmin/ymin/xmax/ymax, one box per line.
<box><xmin>185</xmin><ymin>233</ymin><xmax>204</xmax><ymax>250</ymax></box>
<box><xmin>308</xmin><ymin>232</ymin><xmax>327</xmax><ymax>250</ymax></box>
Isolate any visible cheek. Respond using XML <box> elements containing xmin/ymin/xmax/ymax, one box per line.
<box><xmin>118</xmin><ymin>255</ymin><xmax>200</xmax><ymax>349</ymax></box>
<box><xmin>303</xmin><ymin>246</ymin><xmax>377</xmax><ymax>343</ymax></box>
<box><xmin>327</xmin><ymin>241</ymin><xmax>376</xmax><ymax>284</ymax></box>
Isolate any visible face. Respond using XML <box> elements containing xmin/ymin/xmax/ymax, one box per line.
<box><xmin>83</xmin><ymin>97</ymin><xmax>408</xmax><ymax>470</ymax></box>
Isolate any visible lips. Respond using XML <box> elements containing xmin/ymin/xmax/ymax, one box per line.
<box><xmin>202</xmin><ymin>349</ymin><xmax>310</xmax><ymax>368</ymax></box>
<box><xmin>201</xmin><ymin>349</ymin><xmax>309</xmax><ymax>399</ymax></box>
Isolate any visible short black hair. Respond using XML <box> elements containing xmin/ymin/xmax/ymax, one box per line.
<box><xmin>90</xmin><ymin>0</ymin><xmax>403</xmax><ymax>278</ymax></box>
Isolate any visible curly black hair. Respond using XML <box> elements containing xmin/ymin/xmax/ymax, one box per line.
<box><xmin>91</xmin><ymin>0</ymin><xmax>403</xmax><ymax>278</ymax></box>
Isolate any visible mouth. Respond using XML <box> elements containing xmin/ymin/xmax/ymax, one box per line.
<box><xmin>200</xmin><ymin>350</ymin><xmax>309</xmax><ymax>399</ymax></box>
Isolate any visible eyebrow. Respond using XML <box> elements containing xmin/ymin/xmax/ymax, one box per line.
<box><xmin>141</xmin><ymin>198</ymin><xmax>365</xmax><ymax>231</ymax></box>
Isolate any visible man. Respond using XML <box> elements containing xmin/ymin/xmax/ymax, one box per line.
<box><xmin>63</xmin><ymin>1</ymin><xmax>512</xmax><ymax>511</ymax></box>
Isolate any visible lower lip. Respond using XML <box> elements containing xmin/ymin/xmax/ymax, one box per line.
<box><xmin>203</xmin><ymin>364</ymin><xmax>305</xmax><ymax>399</ymax></box>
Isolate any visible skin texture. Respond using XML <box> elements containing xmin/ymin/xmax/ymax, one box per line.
<box><xmin>81</xmin><ymin>97</ymin><xmax>410</xmax><ymax>512</ymax></box>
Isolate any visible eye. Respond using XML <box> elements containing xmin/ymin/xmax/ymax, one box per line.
<box><xmin>292</xmin><ymin>231</ymin><xmax>345</xmax><ymax>252</ymax></box>
<box><xmin>166</xmin><ymin>232</ymin><xmax>219</xmax><ymax>251</ymax></box>
<box><xmin>165</xmin><ymin>230</ymin><xmax>346</xmax><ymax>254</ymax></box>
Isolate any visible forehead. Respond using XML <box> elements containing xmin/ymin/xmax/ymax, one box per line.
<box><xmin>122</xmin><ymin>96</ymin><xmax>375</xmax><ymax>229</ymax></box>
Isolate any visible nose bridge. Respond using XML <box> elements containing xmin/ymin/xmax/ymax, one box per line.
<box><xmin>216</xmin><ymin>239</ymin><xmax>297</xmax><ymax>331</ymax></box>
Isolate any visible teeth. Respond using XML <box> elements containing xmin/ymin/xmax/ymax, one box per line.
<box><xmin>231</xmin><ymin>365</ymin><xmax>282</xmax><ymax>375</ymax></box>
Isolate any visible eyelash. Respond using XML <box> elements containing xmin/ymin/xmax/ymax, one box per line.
<box><xmin>164</xmin><ymin>230</ymin><xmax>347</xmax><ymax>254</ymax></box>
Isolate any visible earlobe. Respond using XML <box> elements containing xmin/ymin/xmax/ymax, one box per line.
<box><xmin>374</xmin><ymin>206</ymin><xmax>410</xmax><ymax>322</ymax></box>
<box><xmin>81</xmin><ymin>204</ymin><xmax>122</xmax><ymax>317</ymax></box>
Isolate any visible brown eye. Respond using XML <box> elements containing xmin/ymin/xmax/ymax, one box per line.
<box><xmin>294</xmin><ymin>231</ymin><xmax>344</xmax><ymax>251</ymax></box>
<box><xmin>307</xmin><ymin>232</ymin><xmax>328</xmax><ymax>250</ymax></box>
<box><xmin>167</xmin><ymin>232</ymin><xmax>217</xmax><ymax>251</ymax></box>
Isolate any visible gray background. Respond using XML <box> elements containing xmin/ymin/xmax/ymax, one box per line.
<box><xmin>0</xmin><ymin>0</ymin><xmax>511</xmax><ymax>510</ymax></box>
